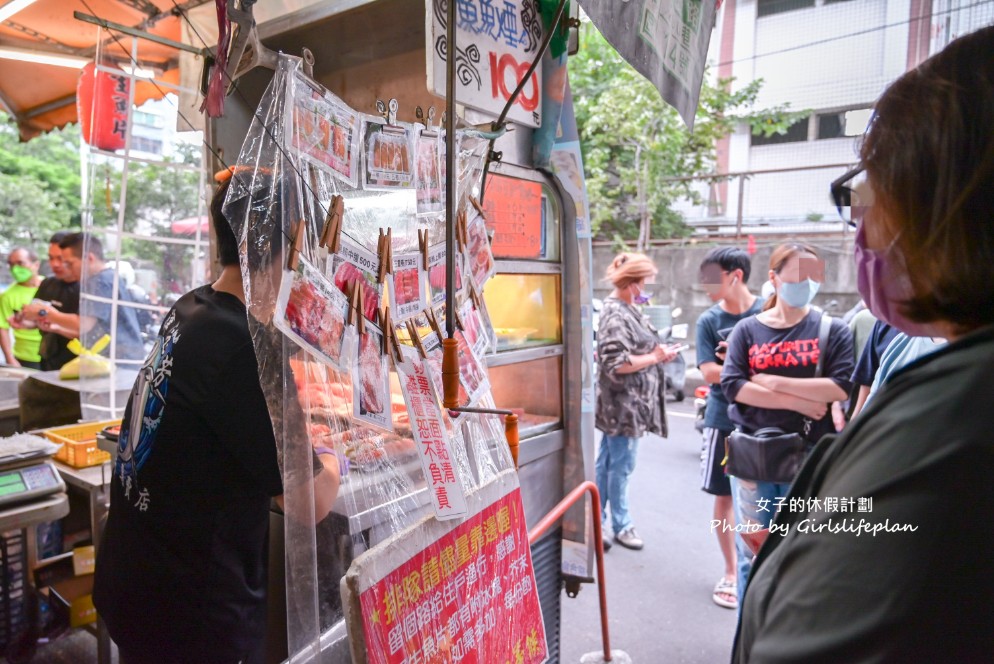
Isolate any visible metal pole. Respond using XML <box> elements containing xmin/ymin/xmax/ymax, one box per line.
<box><xmin>445</xmin><ymin>0</ymin><xmax>457</xmax><ymax>339</ymax></box>
<box><xmin>735</xmin><ymin>173</ymin><xmax>745</xmax><ymax>240</ymax></box>
<box><xmin>528</xmin><ymin>481</ymin><xmax>613</xmax><ymax>662</ymax></box>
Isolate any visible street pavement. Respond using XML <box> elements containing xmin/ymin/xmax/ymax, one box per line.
<box><xmin>560</xmin><ymin>397</ymin><xmax>739</xmax><ymax>664</ymax></box>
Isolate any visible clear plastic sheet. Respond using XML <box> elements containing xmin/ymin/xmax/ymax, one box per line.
<box><xmin>225</xmin><ymin>55</ymin><xmax>545</xmax><ymax>662</ymax></box>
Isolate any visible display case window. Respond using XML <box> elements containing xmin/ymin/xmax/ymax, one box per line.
<box><xmin>488</xmin><ymin>356</ymin><xmax>562</xmax><ymax>438</ymax></box>
<box><xmin>483</xmin><ymin>273</ymin><xmax>562</xmax><ymax>352</ymax></box>
<box><xmin>482</xmin><ymin>173</ymin><xmax>561</xmax><ymax>261</ymax></box>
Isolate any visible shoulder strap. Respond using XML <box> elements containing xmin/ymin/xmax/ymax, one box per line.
<box><xmin>814</xmin><ymin>314</ymin><xmax>832</xmax><ymax>378</ymax></box>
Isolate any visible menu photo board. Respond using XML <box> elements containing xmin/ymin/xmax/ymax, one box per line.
<box><xmin>481</xmin><ymin>174</ymin><xmax>545</xmax><ymax>260</ymax></box>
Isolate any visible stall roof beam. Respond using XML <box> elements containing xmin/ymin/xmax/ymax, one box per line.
<box><xmin>23</xmin><ymin>94</ymin><xmax>76</xmax><ymax>120</ymax></box>
<box><xmin>74</xmin><ymin>11</ymin><xmax>205</xmax><ymax>55</ymax></box>
<box><xmin>0</xmin><ymin>88</ymin><xmax>19</xmax><ymax>119</ymax></box>
<box><xmin>112</xmin><ymin>0</ymin><xmax>162</xmax><ymax>20</ymax></box>
<box><xmin>2</xmin><ymin>20</ymin><xmax>84</xmax><ymax>55</ymax></box>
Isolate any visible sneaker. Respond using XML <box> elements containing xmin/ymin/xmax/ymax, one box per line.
<box><xmin>614</xmin><ymin>526</ymin><xmax>644</xmax><ymax>550</ymax></box>
<box><xmin>601</xmin><ymin>535</ymin><xmax>613</xmax><ymax>552</ymax></box>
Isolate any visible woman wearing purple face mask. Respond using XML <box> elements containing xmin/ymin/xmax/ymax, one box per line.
<box><xmin>733</xmin><ymin>26</ymin><xmax>994</xmax><ymax>663</ymax></box>
<box><xmin>595</xmin><ymin>252</ymin><xmax>679</xmax><ymax>551</ymax></box>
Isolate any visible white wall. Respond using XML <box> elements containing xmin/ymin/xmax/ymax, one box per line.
<box><xmin>707</xmin><ymin>0</ymin><xmax>917</xmax><ymax>225</ymax></box>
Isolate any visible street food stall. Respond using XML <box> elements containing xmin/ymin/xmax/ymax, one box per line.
<box><xmin>192</xmin><ymin>2</ymin><xmax>598</xmax><ymax>659</ymax></box>
<box><xmin>0</xmin><ymin>0</ymin><xmax>717</xmax><ymax>660</ymax></box>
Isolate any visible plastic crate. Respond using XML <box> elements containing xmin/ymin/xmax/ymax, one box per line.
<box><xmin>43</xmin><ymin>420</ymin><xmax>120</xmax><ymax>468</ymax></box>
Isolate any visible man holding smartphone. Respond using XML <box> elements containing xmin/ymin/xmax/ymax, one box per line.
<box><xmin>695</xmin><ymin>247</ymin><xmax>764</xmax><ymax>610</ymax></box>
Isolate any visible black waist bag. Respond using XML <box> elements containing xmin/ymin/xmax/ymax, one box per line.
<box><xmin>724</xmin><ymin>314</ymin><xmax>833</xmax><ymax>485</ymax></box>
<box><xmin>725</xmin><ymin>427</ymin><xmax>809</xmax><ymax>484</ymax></box>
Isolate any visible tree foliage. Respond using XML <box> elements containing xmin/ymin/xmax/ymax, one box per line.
<box><xmin>569</xmin><ymin>23</ymin><xmax>809</xmax><ymax>244</ymax></box>
<box><xmin>0</xmin><ymin>114</ymin><xmax>83</xmax><ymax>252</ymax></box>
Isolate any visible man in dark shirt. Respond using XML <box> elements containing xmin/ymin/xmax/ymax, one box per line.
<box><xmin>23</xmin><ymin>233</ymin><xmax>145</xmax><ymax>362</ymax></box>
<box><xmin>15</xmin><ymin>232</ymin><xmax>84</xmax><ymax>430</ymax></box>
<box><xmin>93</xmin><ymin>172</ymin><xmax>339</xmax><ymax>664</ymax></box>
<box><xmin>33</xmin><ymin>231</ymin><xmax>81</xmax><ymax>370</ymax></box>
<box><xmin>695</xmin><ymin>247</ymin><xmax>764</xmax><ymax>610</ymax></box>
<box><xmin>849</xmin><ymin>319</ymin><xmax>899</xmax><ymax>418</ymax></box>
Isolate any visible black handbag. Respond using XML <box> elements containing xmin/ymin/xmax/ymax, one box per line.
<box><xmin>724</xmin><ymin>315</ymin><xmax>832</xmax><ymax>484</ymax></box>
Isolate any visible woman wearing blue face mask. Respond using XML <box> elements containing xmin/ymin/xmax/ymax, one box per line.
<box><xmin>719</xmin><ymin>242</ymin><xmax>854</xmax><ymax>605</ymax></box>
<box><xmin>595</xmin><ymin>252</ymin><xmax>680</xmax><ymax>551</ymax></box>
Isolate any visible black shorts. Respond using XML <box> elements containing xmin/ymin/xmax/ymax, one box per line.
<box><xmin>700</xmin><ymin>427</ymin><xmax>732</xmax><ymax>496</ymax></box>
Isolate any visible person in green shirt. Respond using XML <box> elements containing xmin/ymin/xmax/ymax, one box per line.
<box><xmin>0</xmin><ymin>247</ymin><xmax>43</xmax><ymax>368</ymax></box>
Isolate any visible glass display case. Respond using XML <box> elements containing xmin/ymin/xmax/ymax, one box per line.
<box><xmin>481</xmin><ymin>164</ymin><xmax>572</xmax><ymax>459</ymax></box>
<box><xmin>484</xmin><ymin>273</ymin><xmax>562</xmax><ymax>351</ymax></box>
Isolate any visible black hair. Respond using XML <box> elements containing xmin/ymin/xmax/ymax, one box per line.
<box><xmin>48</xmin><ymin>231</ymin><xmax>72</xmax><ymax>246</ymax></box>
<box><xmin>700</xmin><ymin>247</ymin><xmax>753</xmax><ymax>283</ymax></box>
<box><xmin>59</xmin><ymin>232</ymin><xmax>104</xmax><ymax>261</ymax></box>
<box><xmin>210</xmin><ymin>178</ymin><xmax>240</xmax><ymax>267</ymax></box>
<box><xmin>216</xmin><ymin>170</ymin><xmax>291</xmax><ymax>273</ymax></box>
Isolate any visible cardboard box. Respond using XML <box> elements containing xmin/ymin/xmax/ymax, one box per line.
<box><xmin>72</xmin><ymin>545</ymin><xmax>95</xmax><ymax>576</ymax></box>
<box><xmin>49</xmin><ymin>574</ymin><xmax>96</xmax><ymax>628</ymax></box>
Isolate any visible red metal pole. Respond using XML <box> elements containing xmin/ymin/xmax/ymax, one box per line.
<box><xmin>528</xmin><ymin>480</ymin><xmax>612</xmax><ymax>662</ymax></box>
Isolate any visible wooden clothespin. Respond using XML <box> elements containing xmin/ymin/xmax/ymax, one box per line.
<box><xmin>468</xmin><ymin>282</ymin><xmax>484</xmax><ymax>312</ymax></box>
<box><xmin>320</xmin><ymin>195</ymin><xmax>345</xmax><ymax>254</ymax></box>
<box><xmin>456</xmin><ymin>208</ymin><xmax>469</xmax><ymax>252</ymax></box>
<box><xmin>377</xmin><ymin>228</ymin><xmax>393</xmax><ymax>284</ymax></box>
<box><xmin>425</xmin><ymin>307</ymin><xmax>442</xmax><ymax>339</ymax></box>
<box><xmin>346</xmin><ymin>280</ymin><xmax>366</xmax><ymax>334</ymax></box>
<box><xmin>452</xmin><ymin>301</ymin><xmax>465</xmax><ymax>332</ymax></box>
<box><xmin>286</xmin><ymin>218</ymin><xmax>306</xmax><ymax>271</ymax></box>
<box><xmin>380</xmin><ymin>306</ymin><xmax>404</xmax><ymax>364</ymax></box>
<box><xmin>418</xmin><ymin>229</ymin><xmax>429</xmax><ymax>271</ymax></box>
<box><xmin>406</xmin><ymin>320</ymin><xmax>427</xmax><ymax>359</ymax></box>
<box><xmin>469</xmin><ymin>196</ymin><xmax>486</xmax><ymax>217</ymax></box>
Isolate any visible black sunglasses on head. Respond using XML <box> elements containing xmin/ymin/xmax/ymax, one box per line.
<box><xmin>830</xmin><ymin>165</ymin><xmax>865</xmax><ymax>228</ymax></box>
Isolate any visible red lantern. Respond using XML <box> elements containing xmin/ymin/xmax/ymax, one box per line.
<box><xmin>77</xmin><ymin>62</ymin><xmax>131</xmax><ymax>151</ymax></box>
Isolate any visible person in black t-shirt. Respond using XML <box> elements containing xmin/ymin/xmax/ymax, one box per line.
<box><xmin>93</xmin><ymin>173</ymin><xmax>340</xmax><ymax>664</ymax></box>
<box><xmin>695</xmin><ymin>247</ymin><xmax>764</xmax><ymax>610</ymax></box>
<box><xmin>720</xmin><ymin>242</ymin><xmax>853</xmax><ymax>606</ymax></box>
<box><xmin>15</xmin><ymin>232</ymin><xmax>84</xmax><ymax>430</ymax></box>
<box><xmin>23</xmin><ymin>233</ymin><xmax>145</xmax><ymax>362</ymax></box>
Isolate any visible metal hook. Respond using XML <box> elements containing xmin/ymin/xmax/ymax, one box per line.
<box><xmin>302</xmin><ymin>47</ymin><xmax>315</xmax><ymax>79</ymax></box>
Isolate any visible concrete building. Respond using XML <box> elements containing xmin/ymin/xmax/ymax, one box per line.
<box><xmin>684</xmin><ymin>0</ymin><xmax>994</xmax><ymax>235</ymax></box>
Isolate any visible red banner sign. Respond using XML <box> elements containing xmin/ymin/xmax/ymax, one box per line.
<box><xmin>359</xmin><ymin>488</ymin><xmax>547</xmax><ymax>663</ymax></box>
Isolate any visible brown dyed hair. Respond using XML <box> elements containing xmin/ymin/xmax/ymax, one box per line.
<box><xmin>861</xmin><ymin>25</ymin><xmax>994</xmax><ymax>332</ymax></box>
<box><xmin>763</xmin><ymin>242</ymin><xmax>820</xmax><ymax>312</ymax></box>
<box><xmin>606</xmin><ymin>252</ymin><xmax>658</xmax><ymax>290</ymax></box>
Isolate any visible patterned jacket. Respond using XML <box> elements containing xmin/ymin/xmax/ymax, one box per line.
<box><xmin>595</xmin><ymin>297</ymin><xmax>668</xmax><ymax>438</ymax></box>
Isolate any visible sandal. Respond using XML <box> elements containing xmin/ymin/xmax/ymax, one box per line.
<box><xmin>713</xmin><ymin>577</ymin><xmax>738</xmax><ymax>609</ymax></box>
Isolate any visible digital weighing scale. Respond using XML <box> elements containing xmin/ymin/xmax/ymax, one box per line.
<box><xmin>0</xmin><ymin>454</ymin><xmax>66</xmax><ymax>510</ymax></box>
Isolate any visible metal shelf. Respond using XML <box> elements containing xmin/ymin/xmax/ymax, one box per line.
<box><xmin>493</xmin><ymin>260</ymin><xmax>562</xmax><ymax>275</ymax></box>
<box><xmin>485</xmin><ymin>345</ymin><xmax>564</xmax><ymax>368</ymax></box>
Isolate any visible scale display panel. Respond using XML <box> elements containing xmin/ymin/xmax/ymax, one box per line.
<box><xmin>0</xmin><ymin>462</ymin><xmax>64</xmax><ymax>508</ymax></box>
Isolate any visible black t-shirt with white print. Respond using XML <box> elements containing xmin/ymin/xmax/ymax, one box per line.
<box><xmin>94</xmin><ymin>284</ymin><xmax>283</xmax><ymax>663</ymax></box>
<box><xmin>720</xmin><ymin>310</ymin><xmax>854</xmax><ymax>442</ymax></box>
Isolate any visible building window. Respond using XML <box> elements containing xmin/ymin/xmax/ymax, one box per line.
<box><xmin>816</xmin><ymin>108</ymin><xmax>872</xmax><ymax>139</ymax></box>
<box><xmin>131</xmin><ymin>136</ymin><xmax>163</xmax><ymax>155</ymax></box>
<box><xmin>757</xmin><ymin>0</ymin><xmax>816</xmax><ymax>18</ymax></box>
<box><xmin>751</xmin><ymin>118</ymin><xmax>810</xmax><ymax>146</ymax></box>
<box><xmin>133</xmin><ymin>111</ymin><xmax>165</xmax><ymax>129</ymax></box>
